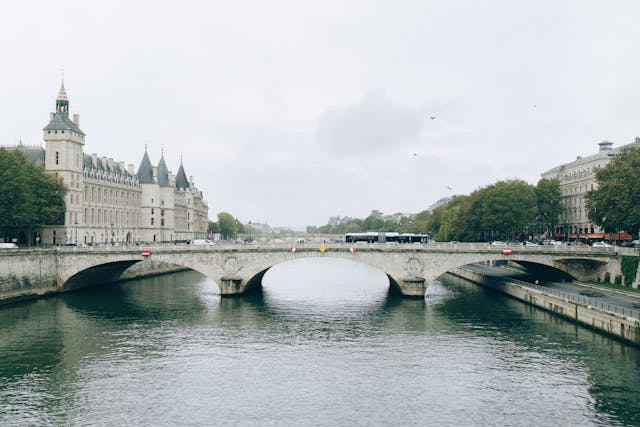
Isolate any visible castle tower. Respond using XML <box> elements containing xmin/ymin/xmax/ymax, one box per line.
<box><xmin>43</xmin><ymin>81</ymin><xmax>85</xmax><ymax>244</ymax></box>
<box><xmin>136</xmin><ymin>147</ymin><xmax>161</xmax><ymax>242</ymax></box>
<box><xmin>157</xmin><ymin>153</ymin><xmax>175</xmax><ymax>242</ymax></box>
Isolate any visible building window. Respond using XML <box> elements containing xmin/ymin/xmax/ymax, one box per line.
<box><xmin>151</xmin><ymin>218</ymin><xmax>154</xmax><ymax>225</ymax></box>
<box><xmin>55</xmin><ymin>151</ymin><xmax>59</xmax><ymax>165</ymax></box>
<box><xmin>161</xmin><ymin>218</ymin><xmax>165</xmax><ymax>226</ymax></box>
<box><xmin>151</xmin><ymin>208</ymin><xmax>154</xmax><ymax>215</ymax></box>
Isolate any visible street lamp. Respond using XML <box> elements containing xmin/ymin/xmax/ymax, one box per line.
<box><xmin>249</xmin><ymin>221</ymin><xmax>252</xmax><ymax>242</ymax></box>
<box><xmin>110</xmin><ymin>223</ymin><xmax>114</xmax><ymax>245</ymax></box>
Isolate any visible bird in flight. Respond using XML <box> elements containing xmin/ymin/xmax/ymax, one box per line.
<box><xmin>429</xmin><ymin>116</ymin><xmax>436</xmax><ymax>120</ymax></box>
<box><xmin>412</xmin><ymin>153</ymin><xmax>418</xmax><ymax>157</ymax></box>
<box><xmin>446</xmin><ymin>186</ymin><xmax>452</xmax><ymax>191</ymax></box>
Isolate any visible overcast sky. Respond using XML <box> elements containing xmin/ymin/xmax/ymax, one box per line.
<box><xmin>3</xmin><ymin>1</ymin><xmax>640</xmax><ymax>228</ymax></box>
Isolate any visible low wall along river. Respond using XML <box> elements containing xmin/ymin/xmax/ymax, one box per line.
<box><xmin>450</xmin><ymin>266</ymin><xmax>640</xmax><ymax>346</ymax></box>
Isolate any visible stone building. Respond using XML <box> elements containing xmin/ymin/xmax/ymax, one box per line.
<box><xmin>541</xmin><ymin>139</ymin><xmax>639</xmax><ymax>241</ymax></box>
<box><xmin>7</xmin><ymin>82</ymin><xmax>208</xmax><ymax>245</ymax></box>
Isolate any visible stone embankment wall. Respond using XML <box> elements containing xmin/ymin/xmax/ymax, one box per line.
<box><xmin>0</xmin><ymin>250</ymin><xmax>187</xmax><ymax>305</ymax></box>
<box><xmin>450</xmin><ymin>267</ymin><xmax>640</xmax><ymax>346</ymax></box>
<box><xmin>0</xmin><ymin>249</ymin><xmax>58</xmax><ymax>304</ymax></box>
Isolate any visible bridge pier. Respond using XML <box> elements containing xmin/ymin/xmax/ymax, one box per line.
<box><xmin>396</xmin><ymin>277</ymin><xmax>428</xmax><ymax>298</ymax></box>
<box><xmin>219</xmin><ymin>276</ymin><xmax>246</xmax><ymax>296</ymax></box>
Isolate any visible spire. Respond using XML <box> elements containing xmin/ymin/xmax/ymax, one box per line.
<box><xmin>175</xmin><ymin>163</ymin><xmax>190</xmax><ymax>190</ymax></box>
<box><xmin>56</xmin><ymin>79</ymin><xmax>69</xmax><ymax>114</ymax></box>
<box><xmin>157</xmin><ymin>152</ymin><xmax>170</xmax><ymax>187</ymax></box>
<box><xmin>57</xmin><ymin>81</ymin><xmax>68</xmax><ymax>102</ymax></box>
<box><xmin>136</xmin><ymin>150</ymin><xmax>155</xmax><ymax>184</ymax></box>
<box><xmin>44</xmin><ymin>79</ymin><xmax>84</xmax><ymax>135</ymax></box>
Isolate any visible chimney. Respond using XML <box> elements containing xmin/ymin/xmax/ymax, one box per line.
<box><xmin>153</xmin><ymin>166</ymin><xmax>158</xmax><ymax>180</ymax></box>
<box><xmin>128</xmin><ymin>164</ymin><xmax>134</xmax><ymax>175</ymax></box>
<box><xmin>73</xmin><ymin>114</ymin><xmax>80</xmax><ymax>126</ymax></box>
<box><xmin>50</xmin><ymin>112</ymin><xmax>54</xmax><ymax>120</ymax></box>
<box><xmin>107</xmin><ymin>158</ymin><xmax>113</xmax><ymax>169</ymax></box>
<box><xmin>91</xmin><ymin>153</ymin><xmax>97</xmax><ymax>167</ymax></box>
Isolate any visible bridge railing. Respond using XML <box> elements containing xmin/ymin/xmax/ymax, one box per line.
<box><xmin>30</xmin><ymin>241</ymin><xmax>627</xmax><ymax>255</ymax></box>
<box><xmin>506</xmin><ymin>277</ymin><xmax>640</xmax><ymax>320</ymax></box>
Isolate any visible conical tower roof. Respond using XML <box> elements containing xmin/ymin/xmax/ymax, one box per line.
<box><xmin>137</xmin><ymin>149</ymin><xmax>155</xmax><ymax>184</ymax></box>
<box><xmin>175</xmin><ymin>163</ymin><xmax>190</xmax><ymax>190</ymax></box>
<box><xmin>157</xmin><ymin>155</ymin><xmax>170</xmax><ymax>187</ymax></box>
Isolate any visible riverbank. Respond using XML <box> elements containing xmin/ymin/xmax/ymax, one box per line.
<box><xmin>449</xmin><ymin>266</ymin><xmax>640</xmax><ymax>346</ymax></box>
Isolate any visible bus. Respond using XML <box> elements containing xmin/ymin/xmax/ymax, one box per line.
<box><xmin>344</xmin><ymin>232</ymin><xmax>430</xmax><ymax>244</ymax></box>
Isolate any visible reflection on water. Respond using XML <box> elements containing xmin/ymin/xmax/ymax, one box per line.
<box><xmin>0</xmin><ymin>260</ymin><xmax>639</xmax><ymax>425</ymax></box>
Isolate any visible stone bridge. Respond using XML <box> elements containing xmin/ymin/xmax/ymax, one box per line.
<box><xmin>3</xmin><ymin>242</ymin><xmax>629</xmax><ymax>299</ymax></box>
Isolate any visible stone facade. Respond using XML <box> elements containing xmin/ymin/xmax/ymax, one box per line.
<box><xmin>541</xmin><ymin>139</ymin><xmax>640</xmax><ymax>241</ymax></box>
<box><xmin>6</xmin><ymin>82</ymin><xmax>209</xmax><ymax>245</ymax></box>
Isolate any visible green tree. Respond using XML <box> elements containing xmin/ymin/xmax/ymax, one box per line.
<box><xmin>437</xmin><ymin>195</ymin><xmax>469</xmax><ymax>241</ymax></box>
<box><xmin>535</xmin><ymin>178</ymin><xmax>561</xmax><ymax>238</ymax></box>
<box><xmin>586</xmin><ymin>145</ymin><xmax>640</xmax><ymax>236</ymax></box>
<box><xmin>207</xmin><ymin>220</ymin><xmax>218</xmax><ymax>234</ymax></box>
<box><xmin>217</xmin><ymin>212</ymin><xmax>238</xmax><ymax>239</ymax></box>
<box><xmin>478</xmin><ymin>180</ymin><xmax>537</xmax><ymax>241</ymax></box>
<box><xmin>0</xmin><ymin>148</ymin><xmax>66</xmax><ymax>243</ymax></box>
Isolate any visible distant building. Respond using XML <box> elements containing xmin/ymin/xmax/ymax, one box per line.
<box><xmin>5</xmin><ymin>82</ymin><xmax>208</xmax><ymax>245</ymax></box>
<box><xmin>428</xmin><ymin>197</ymin><xmax>451</xmax><ymax>212</ymax></box>
<box><xmin>369</xmin><ymin>209</ymin><xmax>384</xmax><ymax>219</ymax></box>
<box><xmin>541</xmin><ymin>139</ymin><xmax>639</xmax><ymax>241</ymax></box>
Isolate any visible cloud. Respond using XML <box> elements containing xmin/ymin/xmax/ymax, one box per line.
<box><xmin>316</xmin><ymin>91</ymin><xmax>423</xmax><ymax>157</ymax></box>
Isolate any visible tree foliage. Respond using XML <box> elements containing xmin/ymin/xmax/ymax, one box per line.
<box><xmin>216</xmin><ymin>212</ymin><xmax>238</xmax><ymax>239</ymax></box>
<box><xmin>535</xmin><ymin>178</ymin><xmax>561</xmax><ymax>237</ymax></box>
<box><xmin>306</xmin><ymin>178</ymin><xmax>561</xmax><ymax>242</ymax></box>
<box><xmin>586</xmin><ymin>145</ymin><xmax>640</xmax><ymax>234</ymax></box>
<box><xmin>0</xmin><ymin>148</ymin><xmax>66</xmax><ymax>238</ymax></box>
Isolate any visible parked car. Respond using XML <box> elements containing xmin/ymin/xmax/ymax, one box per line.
<box><xmin>191</xmin><ymin>239</ymin><xmax>214</xmax><ymax>245</ymax></box>
<box><xmin>592</xmin><ymin>241</ymin><xmax>612</xmax><ymax>247</ymax></box>
<box><xmin>0</xmin><ymin>243</ymin><xmax>18</xmax><ymax>249</ymax></box>
<box><xmin>490</xmin><ymin>241</ymin><xmax>507</xmax><ymax>246</ymax></box>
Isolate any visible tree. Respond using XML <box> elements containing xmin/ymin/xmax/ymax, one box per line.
<box><xmin>586</xmin><ymin>145</ymin><xmax>640</xmax><ymax>235</ymax></box>
<box><xmin>0</xmin><ymin>148</ymin><xmax>66</xmax><ymax>242</ymax></box>
<box><xmin>217</xmin><ymin>212</ymin><xmax>238</xmax><ymax>239</ymax></box>
<box><xmin>478</xmin><ymin>180</ymin><xmax>537</xmax><ymax>241</ymax></box>
<box><xmin>535</xmin><ymin>178</ymin><xmax>561</xmax><ymax>238</ymax></box>
<box><xmin>207</xmin><ymin>221</ymin><xmax>218</xmax><ymax>234</ymax></box>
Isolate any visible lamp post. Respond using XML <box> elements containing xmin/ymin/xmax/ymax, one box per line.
<box><xmin>110</xmin><ymin>223</ymin><xmax>114</xmax><ymax>245</ymax></box>
<box><xmin>249</xmin><ymin>221</ymin><xmax>252</xmax><ymax>242</ymax></box>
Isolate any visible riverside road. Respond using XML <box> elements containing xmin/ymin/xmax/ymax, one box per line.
<box><xmin>466</xmin><ymin>263</ymin><xmax>640</xmax><ymax>318</ymax></box>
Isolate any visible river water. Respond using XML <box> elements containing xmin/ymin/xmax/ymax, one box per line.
<box><xmin>1</xmin><ymin>258</ymin><xmax>640</xmax><ymax>426</ymax></box>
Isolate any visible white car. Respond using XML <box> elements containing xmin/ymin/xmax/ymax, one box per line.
<box><xmin>490</xmin><ymin>241</ymin><xmax>507</xmax><ymax>246</ymax></box>
<box><xmin>191</xmin><ymin>239</ymin><xmax>214</xmax><ymax>245</ymax></box>
<box><xmin>592</xmin><ymin>241</ymin><xmax>612</xmax><ymax>247</ymax></box>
